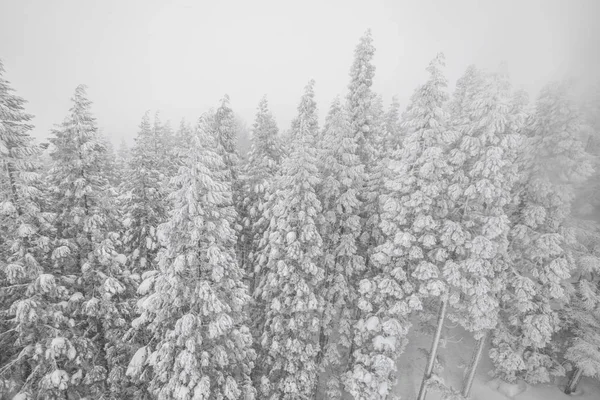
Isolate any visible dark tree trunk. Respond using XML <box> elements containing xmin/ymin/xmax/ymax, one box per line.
<box><xmin>462</xmin><ymin>331</ymin><xmax>488</xmax><ymax>398</ymax></box>
<box><xmin>417</xmin><ymin>299</ymin><xmax>447</xmax><ymax>400</ymax></box>
<box><xmin>564</xmin><ymin>368</ymin><xmax>583</xmax><ymax>395</ymax></box>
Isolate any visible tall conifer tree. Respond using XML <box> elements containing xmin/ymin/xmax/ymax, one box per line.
<box><xmin>254</xmin><ymin>81</ymin><xmax>325</xmax><ymax>399</ymax></box>
<box><xmin>133</xmin><ymin>113</ymin><xmax>256</xmax><ymax>399</ymax></box>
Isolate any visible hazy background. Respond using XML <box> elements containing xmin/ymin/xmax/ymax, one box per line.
<box><xmin>1</xmin><ymin>0</ymin><xmax>599</xmax><ymax>145</ymax></box>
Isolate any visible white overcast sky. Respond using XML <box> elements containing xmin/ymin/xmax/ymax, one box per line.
<box><xmin>1</xmin><ymin>0</ymin><xmax>599</xmax><ymax>144</ymax></box>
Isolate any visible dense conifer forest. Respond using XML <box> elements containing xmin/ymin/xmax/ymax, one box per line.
<box><xmin>1</xmin><ymin>29</ymin><xmax>600</xmax><ymax>399</ymax></box>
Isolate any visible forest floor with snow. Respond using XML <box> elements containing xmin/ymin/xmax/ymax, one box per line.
<box><xmin>394</xmin><ymin>323</ymin><xmax>600</xmax><ymax>400</ymax></box>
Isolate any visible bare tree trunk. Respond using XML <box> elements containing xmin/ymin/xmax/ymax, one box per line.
<box><xmin>417</xmin><ymin>299</ymin><xmax>447</xmax><ymax>400</ymax></box>
<box><xmin>564</xmin><ymin>368</ymin><xmax>583</xmax><ymax>395</ymax></box>
<box><xmin>462</xmin><ymin>331</ymin><xmax>488</xmax><ymax>398</ymax></box>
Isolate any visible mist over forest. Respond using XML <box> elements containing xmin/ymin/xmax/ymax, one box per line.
<box><xmin>1</xmin><ymin>1</ymin><xmax>600</xmax><ymax>400</ymax></box>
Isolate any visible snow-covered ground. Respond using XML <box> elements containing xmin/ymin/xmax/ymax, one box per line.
<box><xmin>395</xmin><ymin>324</ymin><xmax>600</xmax><ymax>400</ymax></box>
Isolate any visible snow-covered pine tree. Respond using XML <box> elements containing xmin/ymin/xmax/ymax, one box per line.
<box><xmin>173</xmin><ymin>118</ymin><xmax>194</xmax><ymax>165</ymax></box>
<box><xmin>214</xmin><ymin>95</ymin><xmax>240</xmax><ymax>184</ymax></box>
<box><xmin>132</xmin><ymin>113</ymin><xmax>256</xmax><ymax>399</ymax></box>
<box><xmin>116</xmin><ymin>138</ymin><xmax>130</xmax><ymax>177</ymax></box>
<box><xmin>47</xmin><ymin>85</ymin><xmax>112</xmax><ymax>396</ymax></box>
<box><xmin>116</xmin><ymin>112</ymin><xmax>172</xmax><ymax>397</ymax></box>
<box><xmin>345</xmin><ymin>30</ymin><xmax>388</xmax><ymax>296</ymax></box>
<box><xmin>254</xmin><ymin>80</ymin><xmax>325</xmax><ymax>399</ymax></box>
<box><xmin>440</xmin><ymin>66</ymin><xmax>526</xmax><ymax>397</ymax></box>
<box><xmin>235</xmin><ymin>114</ymin><xmax>252</xmax><ymax>161</ymax></box>
<box><xmin>151</xmin><ymin>112</ymin><xmax>177</xmax><ymax>179</ymax></box>
<box><xmin>447</xmin><ymin>67</ymin><xmax>523</xmax><ymax>332</ymax></box>
<box><xmin>213</xmin><ymin>95</ymin><xmax>247</xmax><ymax>269</ymax></box>
<box><xmin>98</xmin><ymin>133</ymin><xmax>121</xmax><ymax>187</ymax></box>
<box><xmin>0</xmin><ymin>58</ymin><xmax>37</xmax><ymax>238</ymax></box>
<box><xmin>383</xmin><ymin>96</ymin><xmax>402</xmax><ymax>154</ymax></box>
<box><xmin>239</xmin><ymin>96</ymin><xmax>282</xmax><ymax>293</ymax></box>
<box><xmin>121</xmin><ymin>112</ymin><xmax>168</xmax><ymax>275</ymax></box>
<box><xmin>0</xmin><ymin>59</ymin><xmax>37</xmax><ymax>229</ymax></box>
<box><xmin>447</xmin><ymin>64</ymin><xmax>480</xmax><ymax>119</ymax></box>
<box><xmin>9</xmin><ymin>85</ymin><xmax>131</xmax><ymax>399</ymax></box>
<box><xmin>0</xmin><ymin>59</ymin><xmax>53</xmax><ymax>398</ymax></box>
<box><xmin>490</xmin><ymin>81</ymin><xmax>594</xmax><ymax>384</ymax></box>
<box><xmin>557</xmin><ymin>83</ymin><xmax>600</xmax><ymax>394</ymax></box>
<box><xmin>346</xmin><ymin>53</ymin><xmax>453</xmax><ymax>400</ymax></box>
<box><xmin>347</xmin><ymin>29</ymin><xmax>377</xmax><ymax>166</ymax></box>
<box><xmin>562</xmin><ymin>201</ymin><xmax>600</xmax><ymax>394</ymax></box>
<box><xmin>369</xmin><ymin>93</ymin><xmax>386</xmax><ymax>156</ymax></box>
<box><xmin>316</xmin><ymin>97</ymin><xmax>366</xmax><ymax>399</ymax></box>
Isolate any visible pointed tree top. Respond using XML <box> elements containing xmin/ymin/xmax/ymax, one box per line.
<box><xmin>428</xmin><ymin>52</ymin><xmax>446</xmax><ymax>71</ymax></box>
<box><xmin>68</xmin><ymin>84</ymin><xmax>94</xmax><ymax>121</ymax></box>
<box><xmin>153</xmin><ymin>110</ymin><xmax>162</xmax><ymax>125</ymax></box>
<box><xmin>324</xmin><ymin>96</ymin><xmax>343</xmax><ymax>128</ymax></box>
<box><xmin>425</xmin><ymin>53</ymin><xmax>448</xmax><ymax>86</ymax></box>
<box><xmin>255</xmin><ymin>95</ymin><xmax>274</xmax><ymax>120</ymax></box>
<box><xmin>297</xmin><ymin>80</ymin><xmax>317</xmax><ymax>114</ymax></box>
<box><xmin>305</xmin><ymin>79</ymin><xmax>316</xmax><ymax>92</ymax></box>
<box><xmin>458</xmin><ymin>64</ymin><xmax>481</xmax><ymax>86</ymax></box>
<box><xmin>258</xmin><ymin>94</ymin><xmax>269</xmax><ymax>108</ymax></box>
<box><xmin>72</xmin><ymin>84</ymin><xmax>89</xmax><ymax>99</ymax></box>
<box><xmin>139</xmin><ymin>111</ymin><xmax>152</xmax><ymax>131</ymax></box>
<box><xmin>196</xmin><ymin>111</ymin><xmax>219</xmax><ymax>148</ymax></box>
<box><xmin>354</xmin><ymin>29</ymin><xmax>375</xmax><ymax>57</ymax></box>
<box><xmin>290</xmin><ymin>80</ymin><xmax>319</xmax><ymax>144</ymax></box>
<box><xmin>0</xmin><ymin>59</ymin><xmax>34</xmax><ymax>123</ymax></box>
<box><xmin>73</xmin><ymin>84</ymin><xmax>89</xmax><ymax>100</ymax></box>
<box><xmin>330</xmin><ymin>95</ymin><xmax>342</xmax><ymax>109</ymax></box>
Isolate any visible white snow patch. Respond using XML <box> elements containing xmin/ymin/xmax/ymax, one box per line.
<box><xmin>366</xmin><ymin>316</ymin><xmax>380</xmax><ymax>331</ymax></box>
<box><xmin>126</xmin><ymin>346</ymin><xmax>148</xmax><ymax>378</ymax></box>
<box><xmin>115</xmin><ymin>253</ymin><xmax>127</xmax><ymax>265</ymax></box>
<box><xmin>373</xmin><ymin>335</ymin><xmax>397</xmax><ymax>352</ymax></box>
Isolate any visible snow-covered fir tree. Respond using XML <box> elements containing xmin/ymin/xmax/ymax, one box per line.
<box><xmin>115</xmin><ymin>138</ymin><xmax>130</xmax><ymax>177</ymax></box>
<box><xmin>0</xmin><ymin>59</ymin><xmax>37</xmax><ymax>231</ymax></box>
<box><xmin>561</xmin><ymin>85</ymin><xmax>600</xmax><ymax>395</ymax></box>
<box><xmin>383</xmin><ymin>96</ymin><xmax>402</xmax><ymax>153</ymax></box>
<box><xmin>254</xmin><ymin>80</ymin><xmax>325</xmax><ymax>399</ymax></box>
<box><xmin>345</xmin><ymin>54</ymin><xmax>453</xmax><ymax>400</ymax></box>
<box><xmin>345</xmin><ymin>30</ymin><xmax>386</xmax><ymax>286</ymax></box>
<box><xmin>490</xmin><ymin>81</ymin><xmax>594</xmax><ymax>384</ymax></box>
<box><xmin>446</xmin><ymin>67</ymin><xmax>523</xmax><ymax>334</ymax></box>
<box><xmin>121</xmin><ymin>112</ymin><xmax>168</xmax><ymax>275</ymax></box>
<box><xmin>9</xmin><ymin>85</ymin><xmax>131</xmax><ymax>399</ymax></box>
<box><xmin>447</xmin><ymin>64</ymin><xmax>480</xmax><ymax>119</ymax></box>
<box><xmin>316</xmin><ymin>97</ymin><xmax>366</xmax><ymax>399</ymax></box>
<box><xmin>0</xmin><ymin>58</ymin><xmax>38</xmax><ymax>240</ymax></box>
<box><xmin>239</xmin><ymin>95</ymin><xmax>282</xmax><ymax>293</ymax></box>
<box><xmin>132</xmin><ymin>113</ymin><xmax>256</xmax><ymax>399</ymax></box>
<box><xmin>152</xmin><ymin>112</ymin><xmax>177</xmax><ymax>179</ymax></box>
<box><xmin>213</xmin><ymin>95</ymin><xmax>247</xmax><ymax>269</ymax></box>
<box><xmin>347</xmin><ymin>29</ymin><xmax>377</xmax><ymax>166</ymax></box>
<box><xmin>214</xmin><ymin>95</ymin><xmax>240</xmax><ymax>185</ymax></box>
<box><xmin>562</xmin><ymin>175</ymin><xmax>600</xmax><ymax>393</ymax></box>
<box><xmin>116</xmin><ymin>111</ymin><xmax>174</xmax><ymax>397</ymax></box>
<box><xmin>99</xmin><ymin>133</ymin><xmax>121</xmax><ymax>187</ymax></box>
<box><xmin>5</xmin><ymin>28</ymin><xmax>600</xmax><ymax>400</ymax></box>
<box><xmin>173</xmin><ymin>118</ymin><xmax>194</xmax><ymax>165</ymax></box>
<box><xmin>235</xmin><ymin>114</ymin><xmax>252</xmax><ymax>161</ymax></box>
<box><xmin>0</xmin><ymin>59</ymin><xmax>53</xmax><ymax>398</ymax></box>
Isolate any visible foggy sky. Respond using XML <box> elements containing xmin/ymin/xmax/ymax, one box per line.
<box><xmin>1</xmin><ymin>0</ymin><xmax>599</xmax><ymax>145</ymax></box>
